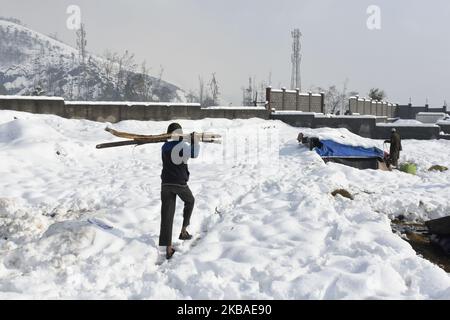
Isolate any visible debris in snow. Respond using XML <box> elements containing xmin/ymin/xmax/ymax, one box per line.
<box><xmin>399</xmin><ymin>162</ymin><xmax>417</xmax><ymax>175</ymax></box>
<box><xmin>331</xmin><ymin>189</ymin><xmax>354</xmax><ymax>200</ymax></box>
<box><xmin>428</xmin><ymin>165</ymin><xmax>448</xmax><ymax>172</ymax></box>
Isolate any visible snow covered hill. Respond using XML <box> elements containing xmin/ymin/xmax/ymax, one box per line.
<box><xmin>1</xmin><ymin>110</ymin><xmax>450</xmax><ymax>299</ymax></box>
<box><xmin>0</xmin><ymin>18</ymin><xmax>186</xmax><ymax>102</ymax></box>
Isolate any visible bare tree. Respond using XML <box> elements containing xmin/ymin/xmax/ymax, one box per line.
<box><xmin>368</xmin><ymin>88</ymin><xmax>387</xmax><ymax>101</ymax></box>
<box><xmin>315</xmin><ymin>80</ymin><xmax>357</xmax><ymax>114</ymax></box>
<box><xmin>99</xmin><ymin>51</ymin><xmax>119</xmax><ymax>100</ymax></box>
<box><xmin>151</xmin><ymin>64</ymin><xmax>164</xmax><ymax>93</ymax></box>
<box><xmin>208</xmin><ymin>73</ymin><xmax>220</xmax><ymax>106</ymax></box>
<box><xmin>138</xmin><ymin>61</ymin><xmax>151</xmax><ymax>101</ymax></box>
<box><xmin>340</xmin><ymin>79</ymin><xmax>348</xmax><ymax>115</ymax></box>
<box><xmin>76</xmin><ymin>23</ymin><xmax>87</xmax><ymax>66</ymax></box>
<box><xmin>31</xmin><ymin>47</ymin><xmax>45</xmax><ymax>89</ymax></box>
<box><xmin>157</xmin><ymin>65</ymin><xmax>164</xmax><ymax>83</ymax></box>
<box><xmin>186</xmin><ymin>89</ymin><xmax>198</xmax><ymax>103</ymax></box>
<box><xmin>48</xmin><ymin>32</ymin><xmax>59</xmax><ymax>41</ymax></box>
<box><xmin>67</xmin><ymin>76</ymin><xmax>74</xmax><ymax>100</ymax></box>
<box><xmin>0</xmin><ymin>83</ymin><xmax>7</xmax><ymax>95</ymax></box>
<box><xmin>116</xmin><ymin>50</ymin><xmax>136</xmax><ymax>95</ymax></box>
<box><xmin>258</xmin><ymin>80</ymin><xmax>267</xmax><ymax>106</ymax></box>
<box><xmin>76</xmin><ymin>23</ymin><xmax>88</xmax><ymax>99</ymax></box>
<box><xmin>324</xmin><ymin>86</ymin><xmax>341</xmax><ymax>114</ymax></box>
<box><xmin>198</xmin><ymin>75</ymin><xmax>205</xmax><ymax>106</ymax></box>
<box><xmin>242</xmin><ymin>76</ymin><xmax>261</xmax><ymax>106</ymax></box>
<box><xmin>102</xmin><ymin>50</ymin><xmax>118</xmax><ymax>81</ymax></box>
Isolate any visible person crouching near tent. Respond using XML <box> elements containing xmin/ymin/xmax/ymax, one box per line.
<box><xmin>159</xmin><ymin>123</ymin><xmax>200</xmax><ymax>259</ymax></box>
<box><xmin>384</xmin><ymin>128</ymin><xmax>402</xmax><ymax>167</ymax></box>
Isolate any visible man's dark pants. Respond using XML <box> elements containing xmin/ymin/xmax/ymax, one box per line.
<box><xmin>159</xmin><ymin>184</ymin><xmax>195</xmax><ymax>246</ymax></box>
<box><xmin>390</xmin><ymin>151</ymin><xmax>400</xmax><ymax>167</ymax></box>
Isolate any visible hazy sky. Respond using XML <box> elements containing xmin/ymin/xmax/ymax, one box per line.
<box><xmin>1</xmin><ymin>0</ymin><xmax>449</xmax><ymax>106</ymax></box>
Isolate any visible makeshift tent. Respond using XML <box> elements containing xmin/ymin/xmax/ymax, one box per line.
<box><xmin>426</xmin><ymin>216</ymin><xmax>450</xmax><ymax>256</ymax></box>
<box><xmin>310</xmin><ymin>139</ymin><xmax>388</xmax><ymax>170</ymax></box>
<box><xmin>425</xmin><ymin>216</ymin><xmax>450</xmax><ymax>236</ymax></box>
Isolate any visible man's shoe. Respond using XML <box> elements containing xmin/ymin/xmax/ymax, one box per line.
<box><xmin>179</xmin><ymin>231</ymin><xmax>193</xmax><ymax>240</ymax></box>
<box><xmin>166</xmin><ymin>248</ymin><xmax>175</xmax><ymax>260</ymax></box>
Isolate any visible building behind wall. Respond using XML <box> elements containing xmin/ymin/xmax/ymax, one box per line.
<box><xmin>396</xmin><ymin>103</ymin><xmax>449</xmax><ymax>119</ymax></box>
<box><xmin>265</xmin><ymin>87</ymin><xmax>324</xmax><ymax>113</ymax></box>
<box><xmin>348</xmin><ymin>96</ymin><xmax>397</xmax><ymax>118</ymax></box>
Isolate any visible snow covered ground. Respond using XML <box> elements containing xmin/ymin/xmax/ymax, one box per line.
<box><xmin>1</xmin><ymin>110</ymin><xmax>450</xmax><ymax>299</ymax></box>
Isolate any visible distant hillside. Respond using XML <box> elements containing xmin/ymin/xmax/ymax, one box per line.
<box><xmin>0</xmin><ymin>18</ymin><xmax>187</xmax><ymax>102</ymax></box>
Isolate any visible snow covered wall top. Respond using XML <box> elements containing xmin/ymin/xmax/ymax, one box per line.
<box><xmin>0</xmin><ymin>95</ymin><xmax>270</xmax><ymax>123</ymax></box>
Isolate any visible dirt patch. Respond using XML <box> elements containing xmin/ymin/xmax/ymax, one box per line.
<box><xmin>391</xmin><ymin>219</ymin><xmax>450</xmax><ymax>273</ymax></box>
<box><xmin>331</xmin><ymin>189</ymin><xmax>354</xmax><ymax>200</ymax></box>
<box><xmin>428</xmin><ymin>165</ymin><xmax>448</xmax><ymax>172</ymax></box>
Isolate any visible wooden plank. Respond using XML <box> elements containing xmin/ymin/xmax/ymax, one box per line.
<box><xmin>105</xmin><ymin>127</ymin><xmax>221</xmax><ymax>141</ymax></box>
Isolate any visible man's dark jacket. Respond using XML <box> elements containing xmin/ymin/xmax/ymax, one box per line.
<box><xmin>386</xmin><ymin>132</ymin><xmax>402</xmax><ymax>160</ymax></box>
<box><xmin>161</xmin><ymin>140</ymin><xmax>200</xmax><ymax>185</ymax></box>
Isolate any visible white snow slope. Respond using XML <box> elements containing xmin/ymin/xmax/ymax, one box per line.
<box><xmin>1</xmin><ymin>110</ymin><xmax>450</xmax><ymax>299</ymax></box>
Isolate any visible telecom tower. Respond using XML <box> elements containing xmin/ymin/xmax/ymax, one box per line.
<box><xmin>290</xmin><ymin>29</ymin><xmax>302</xmax><ymax>90</ymax></box>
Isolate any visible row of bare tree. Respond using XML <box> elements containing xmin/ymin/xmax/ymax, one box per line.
<box><xmin>26</xmin><ymin>24</ymin><xmax>174</xmax><ymax>102</ymax></box>
<box><xmin>313</xmin><ymin>82</ymin><xmax>387</xmax><ymax>115</ymax></box>
<box><xmin>190</xmin><ymin>73</ymin><xmax>220</xmax><ymax>106</ymax></box>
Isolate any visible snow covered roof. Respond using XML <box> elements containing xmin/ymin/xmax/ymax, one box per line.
<box><xmin>315</xmin><ymin>114</ymin><xmax>377</xmax><ymax>119</ymax></box>
<box><xmin>203</xmin><ymin>106</ymin><xmax>266</xmax><ymax>110</ymax></box>
<box><xmin>377</xmin><ymin>121</ymin><xmax>439</xmax><ymax>127</ymax></box>
<box><xmin>417</xmin><ymin>112</ymin><xmax>447</xmax><ymax>116</ymax></box>
<box><xmin>299</xmin><ymin>93</ymin><xmax>322</xmax><ymax>97</ymax></box>
<box><xmin>272</xmin><ymin>111</ymin><xmax>319</xmax><ymax>115</ymax></box>
<box><xmin>269</xmin><ymin>89</ymin><xmax>321</xmax><ymax>96</ymax></box>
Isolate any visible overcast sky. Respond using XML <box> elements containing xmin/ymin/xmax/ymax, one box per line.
<box><xmin>1</xmin><ymin>0</ymin><xmax>449</xmax><ymax>106</ymax></box>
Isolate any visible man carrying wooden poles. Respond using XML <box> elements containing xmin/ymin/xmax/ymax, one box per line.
<box><xmin>159</xmin><ymin>123</ymin><xmax>198</xmax><ymax>259</ymax></box>
<box><xmin>97</xmin><ymin>123</ymin><xmax>221</xmax><ymax>259</ymax></box>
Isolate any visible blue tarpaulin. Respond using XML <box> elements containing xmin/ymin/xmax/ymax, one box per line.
<box><xmin>314</xmin><ymin>139</ymin><xmax>384</xmax><ymax>159</ymax></box>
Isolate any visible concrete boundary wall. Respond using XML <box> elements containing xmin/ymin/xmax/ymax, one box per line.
<box><xmin>265</xmin><ymin>87</ymin><xmax>325</xmax><ymax>113</ymax></box>
<box><xmin>0</xmin><ymin>97</ymin><xmax>66</xmax><ymax>117</ymax></box>
<box><xmin>438</xmin><ymin>122</ymin><xmax>450</xmax><ymax>134</ymax></box>
<box><xmin>373</xmin><ymin>125</ymin><xmax>440</xmax><ymax>140</ymax></box>
<box><xmin>349</xmin><ymin>97</ymin><xmax>397</xmax><ymax>118</ymax></box>
<box><xmin>0</xmin><ymin>96</ymin><xmax>270</xmax><ymax>122</ymax></box>
<box><xmin>271</xmin><ymin>113</ymin><xmax>441</xmax><ymax>140</ymax></box>
<box><xmin>396</xmin><ymin>104</ymin><xmax>450</xmax><ymax>119</ymax></box>
<box><xmin>0</xmin><ymin>96</ymin><xmax>444</xmax><ymax>140</ymax></box>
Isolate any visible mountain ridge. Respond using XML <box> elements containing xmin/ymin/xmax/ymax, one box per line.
<box><xmin>0</xmin><ymin>19</ymin><xmax>187</xmax><ymax>102</ymax></box>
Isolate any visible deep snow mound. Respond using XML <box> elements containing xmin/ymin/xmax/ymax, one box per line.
<box><xmin>0</xmin><ymin>118</ymin><xmax>64</xmax><ymax>143</ymax></box>
<box><xmin>1</xmin><ymin>110</ymin><xmax>450</xmax><ymax>299</ymax></box>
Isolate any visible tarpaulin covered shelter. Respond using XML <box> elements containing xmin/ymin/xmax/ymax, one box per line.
<box><xmin>299</xmin><ymin>134</ymin><xmax>388</xmax><ymax>170</ymax></box>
